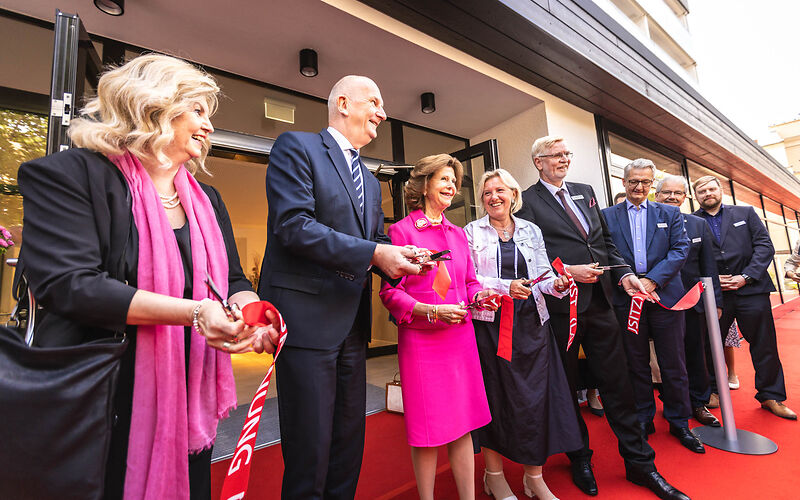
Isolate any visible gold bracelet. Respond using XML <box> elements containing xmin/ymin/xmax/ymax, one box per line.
<box><xmin>433</xmin><ymin>304</ymin><xmax>438</xmax><ymax>322</ymax></box>
<box><xmin>192</xmin><ymin>298</ymin><xmax>211</xmax><ymax>336</ymax></box>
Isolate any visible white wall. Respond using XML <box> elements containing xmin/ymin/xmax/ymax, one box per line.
<box><xmin>470</xmin><ymin>96</ymin><xmax>607</xmax><ymax>207</ymax></box>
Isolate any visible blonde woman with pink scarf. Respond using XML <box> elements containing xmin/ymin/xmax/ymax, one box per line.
<box><xmin>17</xmin><ymin>54</ymin><xmax>280</xmax><ymax>499</ymax></box>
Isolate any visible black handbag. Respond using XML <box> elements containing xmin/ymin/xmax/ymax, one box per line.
<box><xmin>0</xmin><ymin>329</ymin><xmax>127</xmax><ymax>500</ymax></box>
<box><xmin>0</xmin><ymin>253</ymin><xmax>129</xmax><ymax>499</ymax></box>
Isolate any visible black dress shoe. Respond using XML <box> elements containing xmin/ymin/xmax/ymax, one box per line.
<box><xmin>693</xmin><ymin>406</ymin><xmax>721</xmax><ymax>427</ymax></box>
<box><xmin>571</xmin><ymin>461</ymin><xmax>598</xmax><ymax>496</ymax></box>
<box><xmin>639</xmin><ymin>421</ymin><xmax>656</xmax><ymax>439</ymax></box>
<box><xmin>626</xmin><ymin>469</ymin><xmax>691</xmax><ymax>500</ymax></box>
<box><xmin>669</xmin><ymin>425</ymin><xmax>705</xmax><ymax>453</ymax></box>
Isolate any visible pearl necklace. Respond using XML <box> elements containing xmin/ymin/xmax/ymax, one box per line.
<box><xmin>425</xmin><ymin>213</ymin><xmax>443</xmax><ymax>224</ymax></box>
<box><xmin>159</xmin><ymin>191</ymin><xmax>180</xmax><ymax>209</ymax></box>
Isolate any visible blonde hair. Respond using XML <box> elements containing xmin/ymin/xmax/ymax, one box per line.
<box><xmin>68</xmin><ymin>53</ymin><xmax>219</xmax><ymax>174</ymax></box>
<box><xmin>404</xmin><ymin>154</ymin><xmax>463</xmax><ymax>211</ymax></box>
<box><xmin>692</xmin><ymin>175</ymin><xmax>721</xmax><ymax>193</ymax></box>
<box><xmin>531</xmin><ymin>135</ymin><xmax>566</xmax><ymax>161</ymax></box>
<box><xmin>476</xmin><ymin>169</ymin><xmax>523</xmax><ymax>215</ymax></box>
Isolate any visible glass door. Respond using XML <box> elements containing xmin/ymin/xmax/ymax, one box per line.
<box><xmin>449</xmin><ymin>139</ymin><xmax>499</xmax><ymax>226</ymax></box>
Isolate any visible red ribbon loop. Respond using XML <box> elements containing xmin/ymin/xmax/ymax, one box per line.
<box><xmin>626</xmin><ymin>282</ymin><xmax>704</xmax><ymax>335</ymax></box>
<box><xmin>219</xmin><ymin>301</ymin><xmax>287</xmax><ymax>500</ymax></box>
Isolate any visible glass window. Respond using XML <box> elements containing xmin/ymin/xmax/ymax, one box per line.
<box><xmin>764</xmin><ymin>197</ymin><xmax>791</xmax><ymax>253</ymax></box>
<box><xmin>607</xmin><ymin>133</ymin><xmax>687</xmax><ymax>209</ymax></box>
<box><xmin>687</xmin><ymin>159</ymin><xmax>734</xmax><ymax>206</ymax></box>
<box><xmin>731</xmin><ymin>182</ymin><xmax>762</xmax><ymax>210</ymax></box>
<box><xmin>0</xmin><ymin>108</ymin><xmax>47</xmax><ymax>318</ymax></box>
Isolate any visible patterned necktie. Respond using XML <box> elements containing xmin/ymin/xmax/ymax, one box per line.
<box><xmin>349</xmin><ymin>149</ymin><xmax>364</xmax><ymax>213</ymax></box>
<box><xmin>556</xmin><ymin>188</ymin><xmax>588</xmax><ymax>240</ymax></box>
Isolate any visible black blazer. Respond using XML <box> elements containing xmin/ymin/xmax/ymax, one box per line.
<box><xmin>17</xmin><ymin>148</ymin><xmax>251</xmax><ymax>347</ymax></box>
<box><xmin>257</xmin><ymin>129</ymin><xmax>391</xmax><ymax>350</ymax></box>
<box><xmin>693</xmin><ymin>204</ymin><xmax>776</xmax><ymax>295</ymax></box>
<box><xmin>682</xmin><ymin>214</ymin><xmax>722</xmax><ymax>312</ymax></box>
<box><xmin>517</xmin><ymin>181</ymin><xmax>632</xmax><ymax>314</ymax></box>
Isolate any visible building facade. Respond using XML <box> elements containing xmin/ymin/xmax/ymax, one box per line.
<box><xmin>1</xmin><ymin>0</ymin><xmax>799</xmax><ymax>351</ymax></box>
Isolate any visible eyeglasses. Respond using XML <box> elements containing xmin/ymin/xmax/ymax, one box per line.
<box><xmin>658</xmin><ymin>190</ymin><xmax>685</xmax><ymax>197</ymax></box>
<box><xmin>537</xmin><ymin>152</ymin><xmax>573</xmax><ymax>160</ymax></box>
<box><xmin>626</xmin><ymin>179</ymin><xmax>653</xmax><ymax>187</ymax></box>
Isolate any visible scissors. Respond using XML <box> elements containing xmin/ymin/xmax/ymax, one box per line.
<box><xmin>522</xmin><ymin>270</ymin><xmax>551</xmax><ymax>288</ymax></box>
<box><xmin>598</xmin><ymin>264</ymin><xmax>629</xmax><ymax>271</ymax></box>
<box><xmin>204</xmin><ymin>272</ymin><xmax>234</xmax><ymax>318</ymax></box>
<box><xmin>414</xmin><ymin>249</ymin><xmax>452</xmax><ymax>264</ymax></box>
<box><xmin>464</xmin><ymin>293</ymin><xmax>502</xmax><ymax>310</ymax></box>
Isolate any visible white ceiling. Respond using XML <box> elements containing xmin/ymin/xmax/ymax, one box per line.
<box><xmin>2</xmin><ymin>0</ymin><xmax>540</xmax><ymax>138</ymax></box>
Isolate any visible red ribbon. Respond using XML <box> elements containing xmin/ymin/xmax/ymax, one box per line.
<box><xmin>219</xmin><ymin>301</ymin><xmax>287</xmax><ymax>500</ymax></box>
<box><xmin>627</xmin><ymin>281</ymin><xmax>704</xmax><ymax>334</ymax></box>
<box><xmin>496</xmin><ymin>295</ymin><xmax>515</xmax><ymax>361</ymax></box>
<box><xmin>551</xmin><ymin>258</ymin><xmax>578</xmax><ymax>351</ymax></box>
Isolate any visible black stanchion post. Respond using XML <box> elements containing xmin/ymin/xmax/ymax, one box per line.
<box><xmin>692</xmin><ymin>277</ymin><xmax>777</xmax><ymax>454</ymax></box>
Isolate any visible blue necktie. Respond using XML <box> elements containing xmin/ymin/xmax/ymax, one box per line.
<box><xmin>349</xmin><ymin>149</ymin><xmax>364</xmax><ymax>213</ymax></box>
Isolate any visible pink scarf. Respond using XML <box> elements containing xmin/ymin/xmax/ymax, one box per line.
<box><xmin>110</xmin><ymin>152</ymin><xmax>237</xmax><ymax>500</ymax></box>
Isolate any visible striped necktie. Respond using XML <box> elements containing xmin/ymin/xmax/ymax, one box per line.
<box><xmin>349</xmin><ymin>149</ymin><xmax>364</xmax><ymax>213</ymax></box>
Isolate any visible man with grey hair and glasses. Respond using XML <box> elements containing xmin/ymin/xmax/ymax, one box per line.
<box><xmin>518</xmin><ymin>137</ymin><xmax>690</xmax><ymax>500</ymax></box>
<box><xmin>655</xmin><ymin>174</ymin><xmax>722</xmax><ymax>428</ymax></box>
<box><xmin>603</xmin><ymin>160</ymin><xmax>701</xmax><ymax>455</ymax></box>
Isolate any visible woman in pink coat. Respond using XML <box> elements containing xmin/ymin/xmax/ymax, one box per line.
<box><xmin>380</xmin><ymin>154</ymin><xmax>496</xmax><ymax>500</ymax></box>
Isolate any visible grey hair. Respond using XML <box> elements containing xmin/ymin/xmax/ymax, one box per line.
<box><xmin>623</xmin><ymin>158</ymin><xmax>656</xmax><ymax>179</ymax></box>
<box><xmin>655</xmin><ymin>174</ymin><xmax>689</xmax><ymax>193</ymax></box>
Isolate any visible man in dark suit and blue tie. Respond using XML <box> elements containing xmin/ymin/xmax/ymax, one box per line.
<box><xmin>258</xmin><ymin>75</ymin><xmax>422</xmax><ymax>499</ymax></box>
<box><xmin>518</xmin><ymin>136</ymin><xmax>690</xmax><ymax>500</ymax></box>
<box><xmin>655</xmin><ymin>175</ymin><xmax>722</xmax><ymax>427</ymax></box>
<box><xmin>602</xmin><ymin>159</ymin><xmax>702</xmax><ymax>454</ymax></box>
<box><xmin>692</xmin><ymin>175</ymin><xmax>796</xmax><ymax>420</ymax></box>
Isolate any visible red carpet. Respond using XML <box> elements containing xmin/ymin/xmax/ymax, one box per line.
<box><xmin>212</xmin><ymin>299</ymin><xmax>800</xmax><ymax>499</ymax></box>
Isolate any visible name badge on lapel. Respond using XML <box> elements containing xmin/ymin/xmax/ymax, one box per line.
<box><xmin>657</xmin><ymin>222</ymin><xmax>668</xmax><ymax>229</ymax></box>
<box><xmin>692</xmin><ymin>237</ymin><xmax>702</xmax><ymax>243</ymax></box>
<box><xmin>571</xmin><ymin>194</ymin><xmax>584</xmax><ymax>200</ymax></box>
<box><xmin>733</xmin><ymin>220</ymin><xmax>746</xmax><ymax>227</ymax></box>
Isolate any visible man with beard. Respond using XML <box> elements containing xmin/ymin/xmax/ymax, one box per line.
<box><xmin>654</xmin><ymin>174</ymin><xmax>722</xmax><ymax>427</ymax></box>
<box><xmin>692</xmin><ymin>175</ymin><xmax>795</xmax><ymax>420</ymax></box>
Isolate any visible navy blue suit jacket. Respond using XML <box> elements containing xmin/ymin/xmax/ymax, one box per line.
<box><xmin>693</xmin><ymin>205</ymin><xmax>776</xmax><ymax>296</ymax></box>
<box><xmin>602</xmin><ymin>201</ymin><xmax>689</xmax><ymax>308</ymax></box>
<box><xmin>682</xmin><ymin>214</ymin><xmax>722</xmax><ymax>312</ymax></box>
<box><xmin>257</xmin><ymin>129</ymin><xmax>390</xmax><ymax>349</ymax></box>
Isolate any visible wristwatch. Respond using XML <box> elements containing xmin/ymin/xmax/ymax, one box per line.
<box><xmin>741</xmin><ymin>274</ymin><xmax>754</xmax><ymax>285</ymax></box>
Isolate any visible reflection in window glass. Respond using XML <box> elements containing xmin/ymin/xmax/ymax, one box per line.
<box><xmin>687</xmin><ymin>159</ymin><xmax>734</xmax><ymax>206</ymax></box>
<box><xmin>732</xmin><ymin>182</ymin><xmax>761</xmax><ymax>209</ymax></box>
<box><xmin>607</xmin><ymin>133</ymin><xmax>687</xmax><ymax>210</ymax></box>
<box><xmin>0</xmin><ymin>108</ymin><xmax>47</xmax><ymax>317</ymax></box>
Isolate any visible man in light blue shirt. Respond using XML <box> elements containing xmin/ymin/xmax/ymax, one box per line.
<box><xmin>602</xmin><ymin>159</ymin><xmax>698</xmax><ymax>454</ymax></box>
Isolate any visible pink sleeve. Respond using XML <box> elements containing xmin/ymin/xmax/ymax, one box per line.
<box><xmin>378</xmin><ymin>222</ymin><xmax>418</xmax><ymax>324</ymax></box>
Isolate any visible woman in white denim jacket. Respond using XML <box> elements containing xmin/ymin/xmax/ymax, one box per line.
<box><xmin>465</xmin><ymin>169</ymin><xmax>582</xmax><ymax>500</ymax></box>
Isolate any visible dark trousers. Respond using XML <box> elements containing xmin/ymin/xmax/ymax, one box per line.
<box><xmin>615</xmin><ymin>304</ymin><xmax>691</xmax><ymax>428</ymax></box>
<box><xmin>685</xmin><ymin>309</ymin><xmax>711</xmax><ymax>408</ymax></box>
<box><xmin>714</xmin><ymin>292</ymin><xmax>786</xmax><ymax>402</ymax></box>
<box><xmin>276</xmin><ymin>324</ymin><xmax>368</xmax><ymax>499</ymax></box>
<box><xmin>550</xmin><ymin>284</ymin><xmax>656</xmax><ymax>473</ymax></box>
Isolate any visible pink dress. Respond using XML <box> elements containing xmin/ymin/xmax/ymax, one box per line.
<box><xmin>380</xmin><ymin>210</ymin><xmax>491</xmax><ymax>447</ymax></box>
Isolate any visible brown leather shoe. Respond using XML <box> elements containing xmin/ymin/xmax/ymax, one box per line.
<box><xmin>761</xmin><ymin>400</ymin><xmax>798</xmax><ymax>420</ymax></box>
<box><xmin>693</xmin><ymin>406</ymin><xmax>721</xmax><ymax>427</ymax></box>
<box><xmin>707</xmin><ymin>393</ymin><xmax>719</xmax><ymax>409</ymax></box>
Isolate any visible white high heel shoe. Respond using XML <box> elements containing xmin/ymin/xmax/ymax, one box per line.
<box><xmin>483</xmin><ymin>469</ymin><xmax>517</xmax><ymax>500</ymax></box>
<box><xmin>523</xmin><ymin>473</ymin><xmax>559</xmax><ymax>500</ymax></box>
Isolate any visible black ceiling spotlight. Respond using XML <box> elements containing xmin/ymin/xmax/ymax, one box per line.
<box><xmin>94</xmin><ymin>0</ymin><xmax>124</xmax><ymax>16</ymax></box>
<box><xmin>421</xmin><ymin>92</ymin><xmax>436</xmax><ymax>114</ymax></box>
<box><xmin>299</xmin><ymin>49</ymin><xmax>318</xmax><ymax>78</ymax></box>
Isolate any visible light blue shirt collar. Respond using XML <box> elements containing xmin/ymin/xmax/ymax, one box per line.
<box><xmin>540</xmin><ymin>178</ymin><xmax>568</xmax><ymax>197</ymax></box>
<box><xmin>626</xmin><ymin>199</ymin><xmax>648</xmax><ymax>211</ymax></box>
